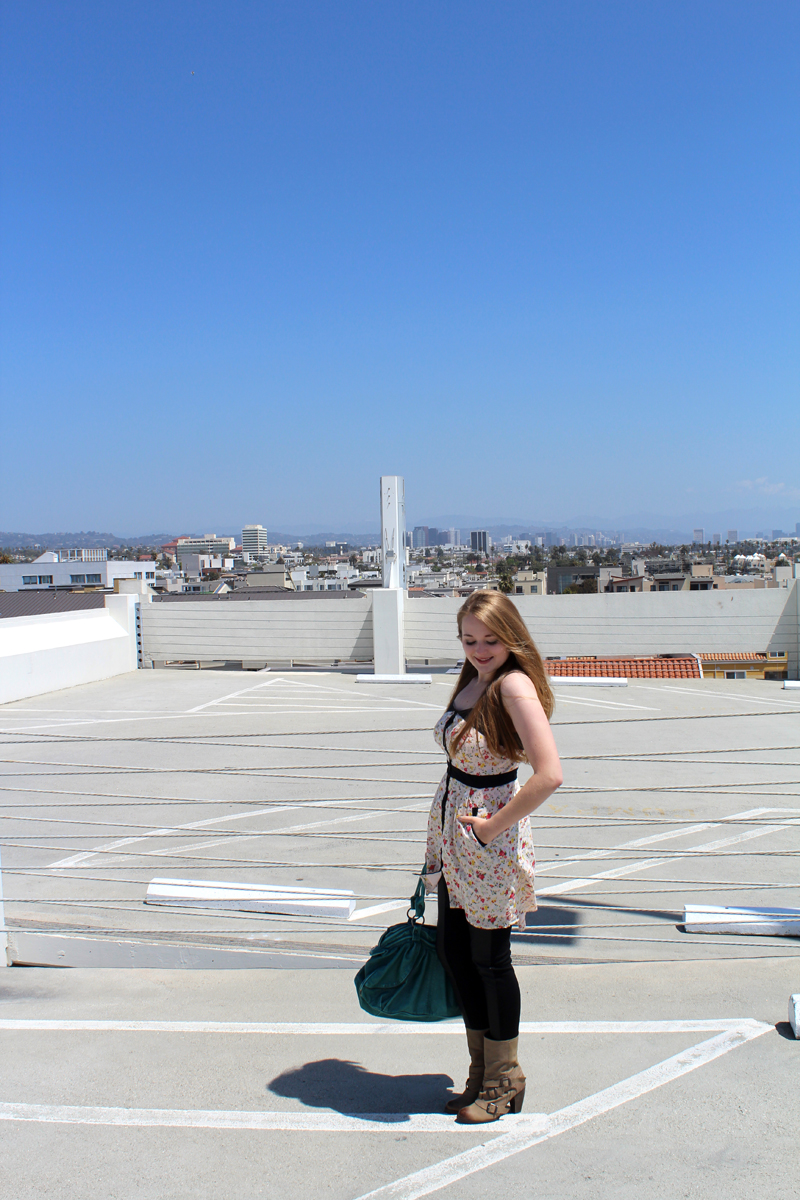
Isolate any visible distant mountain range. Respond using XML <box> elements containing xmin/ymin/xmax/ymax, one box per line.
<box><xmin>0</xmin><ymin>529</ymin><xmax>384</xmax><ymax>550</ymax></box>
<box><xmin>2</xmin><ymin>503</ymin><xmax>797</xmax><ymax>551</ymax></box>
<box><xmin>0</xmin><ymin>531</ymin><xmax>178</xmax><ymax>549</ymax></box>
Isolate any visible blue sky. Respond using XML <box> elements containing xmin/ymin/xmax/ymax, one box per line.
<box><xmin>2</xmin><ymin>1</ymin><xmax>798</xmax><ymax>534</ymax></box>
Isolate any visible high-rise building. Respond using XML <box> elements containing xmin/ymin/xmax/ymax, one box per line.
<box><xmin>727</xmin><ymin>530</ymin><xmax>738</xmax><ymax>543</ymax></box>
<box><xmin>413</xmin><ymin>526</ymin><xmax>428</xmax><ymax>548</ymax></box>
<box><xmin>692</xmin><ymin>528</ymin><xmax>704</xmax><ymax>544</ymax></box>
<box><xmin>448</xmin><ymin>528</ymin><xmax>460</xmax><ymax>546</ymax></box>
<box><xmin>711</xmin><ymin>533</ymin><xmax>720</xmax><ymax>546</ymax></box>
<box><xmin>470</xmin><ymin>530</ymin><xmax>488</xmax><ymax>554</ymax></box>
<box><xmin>242</xmin><ymin>525</ymin><xmax>269</xmax><ymax>557</ymax></box>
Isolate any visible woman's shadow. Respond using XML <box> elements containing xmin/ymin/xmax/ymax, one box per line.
<box><xmin>268</xmin><ymin>1058</ymin><xmax>454</xmax><ymax>1120</ymax></box>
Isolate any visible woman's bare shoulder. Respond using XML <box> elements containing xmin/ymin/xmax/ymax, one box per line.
<box><xmin>499</xmin><ymin>670</ymin><xmax>539</xmax><ymax>702</ymax></box>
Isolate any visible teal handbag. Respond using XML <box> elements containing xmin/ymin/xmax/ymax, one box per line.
<box><xmin>354</xmin><ymin>879</ymin><xmax>461</xmax><ymax>1022</ymax></box>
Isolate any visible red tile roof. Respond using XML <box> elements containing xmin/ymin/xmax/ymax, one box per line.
<box><xmin>546</xmin><ymin>656</ymin><xmax>701</xmax><ymax>679</ymax></box>
<box><xmin>699</xmin><ymin>652</ymin><xmax>773</xmax><ymax>662</ymax></box>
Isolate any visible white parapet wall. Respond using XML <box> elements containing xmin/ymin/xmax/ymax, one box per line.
<box><xmin>140</xmin><ymin>597</ymin><xmax>373</xmax><ymax>666</ymax></box>
<box><xmin>0</xmin><ymin>594</ymin><xmax>140</xmax><ymax>705</ymax></box>
<box><xmin>405</xmin><ymin>585</ymin><xmax>799</xmax><ymax>677</ymax></box>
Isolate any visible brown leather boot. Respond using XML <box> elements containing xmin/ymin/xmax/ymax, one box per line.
<box><xmin>444</xmin><ymin>1028</ymin><xmax>488</xmax><ymax>1114</ymax></box>
<box><xmin>456</xmin><ymin>1036</ymin><xmax>526</xmax><ymax>1123</ymax></box>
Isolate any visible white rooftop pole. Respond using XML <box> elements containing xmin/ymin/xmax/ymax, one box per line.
<box><xmin>359</xmin><ymin>475</ymin><xmax>429</xmax><ymax>682</ymax></box>
<box><xmin>380</xmin><ymin>475</ymin><xmax>406</xmax><ymax>590</ymax></box>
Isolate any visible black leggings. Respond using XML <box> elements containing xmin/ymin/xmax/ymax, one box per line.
<box><xmin>436</xmin><ymin>876</ymin><xmax>521</xmax><ymax>1041</ymax></box>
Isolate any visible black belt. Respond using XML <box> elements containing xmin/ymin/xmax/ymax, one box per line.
<box><xmin>441</xmin><ymin>762</ymin><xmax>518</xmax><ymax>829</ymax></box>
<box><xmin>438</xmin><ymin>710</ymin><xmax>518</xmax><ymax>829</ymax></box>
<box><xmin>446</xmin><ymin>764</ymin><xmax>519</xmax><ymax>789</ymax></box>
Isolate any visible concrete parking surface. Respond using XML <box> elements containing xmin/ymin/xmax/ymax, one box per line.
<box><xmin>0</xmin><ymin>670</ymin><xmax>798</xmax><ymax>1198</ymax></box>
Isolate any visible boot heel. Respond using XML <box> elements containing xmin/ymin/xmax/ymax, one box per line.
<box><xmin>510</xmin><ymin>1086</ymin><xmax>525</xmax><ymax>1114</ymax></box>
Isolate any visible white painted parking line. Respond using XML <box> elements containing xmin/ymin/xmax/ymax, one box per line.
<box><xmin>217</xmin><ymin>703</ymin><xmax>436</xmax><ymax>713</ymax></box>
<box><xmin>0</xmin><ymin>1016</ymin><xmax>771</xmax><ymax>1200</ymax></box>
<box><xmin>637</xmin><ymin>684</ymin><xmax>800</xmax><ymax>709</ymax></box>
<box><xmin>269</xmin><ymin>679</ymin><xmax>443</xmax><ymax>710</ymax></box>
<box><xmin>186</xmin><ymin>678</ymin><xmax>280</xmax><ymax>713</ymax></box>
<box><xmin>537</xmin><ymin>821</ymin><xmax>789</xmax><ymax>897</ymax></box>
<box><xmin>535</xmin><ymin>821</ymin><xmax>721</xmax><ymax>875</ymax></box>
<box><xmin>534</xmin><ymin>806</ymin><xmax>774</xmax><ymax>874</ymax></box>
<box><xmin>130</xmin><ymin>799</ymin><xmax>430</xmax><ymax>862</ymax></box>
<box><xmin>352</xmin><ymin>1022</ymin><xmax>772</xmax><ymax>1199</ymax></box>
<box><xmin>554</xmin><ymin>697</ymin><xmax>659</xmax><ymax>712</ymax></box>
<box><xmin>349</xmin><ymin>900</ymin><xmax>409</xmax><ymax>920</ymax></box>
<box><xmin>0</xmin><ymin>710</ymin><xmax>436</xmax><ymax>732</ymax></box>
<box><xmin>44</xmin><ymin>794</ymin><xmax>421</xmax><ymax>871</ymax></box>
<box><xmin>0</xmin><ymin>1019</ymin><xmax>759</xmax><ymax>1033</ymax></box>
<box><xmin>0</xmin><ymin>1103</ymin><xmax>547</xmax><ymax>1133</ymax></box>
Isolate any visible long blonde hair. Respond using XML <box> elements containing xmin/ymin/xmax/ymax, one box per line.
<box><xmin>448</xmin><ymin>590</ymin><xmax>554</xmax><ymax>761</ymax></box>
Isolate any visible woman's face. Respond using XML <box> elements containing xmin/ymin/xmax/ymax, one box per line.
<box><xmin>459</xmin><ymin>613</ymin><xmax>510</xmax><ymax>678</ymax></box>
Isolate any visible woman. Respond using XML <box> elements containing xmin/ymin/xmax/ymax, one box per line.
<box><xmin>423</xmin><ymin>590</ymin><xmax>562</xmax><ymax>1123</ymax></box>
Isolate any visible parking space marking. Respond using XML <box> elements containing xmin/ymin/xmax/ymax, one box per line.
<box><xmin>537</xmin><ymin>821</ymin><xmax>789</xmax><ymax>897</ymax></box>
<box><xmin>0</xmin><ymin>1017</ymin><xmax>771</xmax><ymax>1200</ymax></box>
<box><xmin>534</xmin><ymin>805</ymin><xmax>774</xmax><ymax>875</ymax></box>
<box><xmin>188</xmin><ymin>678</ymin><xmax>442</xmax><ymax>717</ymax></box>
<box><xmin>44</xmin><ymin>794</ymin><xmax>422</xmax><ymax>871</ymax></box>
<box><xmin>552</xmin><ymin>696</ymin><xmax>659</xmax><ymax>712</ymax></box>
<box><xmin>0</xmin><ymin>1019</ymin><xmax>760</xmax><ymax>1033</ymax></box>
<box><xmin>353</xmin><ymin>1020</ymin><xmax>772</xmax><ymax>1199</ymax></box>
<box><xmin>186</xmin><ymin>679</ymin><xmax>281</xmax><ymax>713</ymax></box>
<box><xmin>0</xmin><ymin>1104</ymin><xmax>546</xmax><ymax>1133</ymax></box>
<box><xmin>636</xmin><ymin>685</ymin><xmax>800</xmax><ymax>709</ymax></box>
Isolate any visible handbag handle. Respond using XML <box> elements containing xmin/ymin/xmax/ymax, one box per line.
<box><xmin>407</xmin><ymin>877</ymin><xmax>426</xmax><ymax>923</ymax></box>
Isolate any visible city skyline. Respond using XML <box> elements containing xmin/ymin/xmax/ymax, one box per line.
<box><xmin>2</xmin><ymin>500</ymin><xmax>799</xmax><ymax>552</ymax></box>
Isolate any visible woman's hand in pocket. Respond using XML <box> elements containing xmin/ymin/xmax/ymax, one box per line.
<box><xmin>457</xmin><ymin>814</ymin><xmax>494</xmax><ymax>847</ymax></box>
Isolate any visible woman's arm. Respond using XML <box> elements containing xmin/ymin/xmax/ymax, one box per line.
<box><xmin>458</xmin><ymin>671</ymin><xmax>562</xmax><ymax>844</ymax></box>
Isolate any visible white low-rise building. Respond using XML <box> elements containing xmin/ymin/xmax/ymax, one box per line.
<box><xmin>180</xmin><ymin>554</ymin><xmax>234</xmax><ymax>579</ymax></box>
<box><xmin>0</xmin><ymin>550</ymin><xmax>156</xmax><ymax>592</ymax></box>
<box><xmin>512</xmin><ymin>569</ymin><xmax>548</xmax><ymax>595</ymax></box>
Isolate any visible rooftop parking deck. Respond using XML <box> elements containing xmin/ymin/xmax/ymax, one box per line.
<box><xmin>1</xmin><ymin>669</ymin><xmax>798</xmax><ymax>967</ymax></box>
<box><xmin>0</xmin><ymin>670</ymin><xmax>798</xmax><ymax>1199</ymax></box>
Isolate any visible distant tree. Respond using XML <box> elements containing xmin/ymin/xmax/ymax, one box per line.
<box><xmin>564</xmin><ymin>578</ymin><xmax>598</xmax><ymax>594</ymax></box>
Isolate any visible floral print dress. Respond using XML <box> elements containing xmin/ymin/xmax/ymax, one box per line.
<box><xmin>424</xmin><ymin>709</ymin><xmax>537</xmax><ymax>930</ymax></box>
